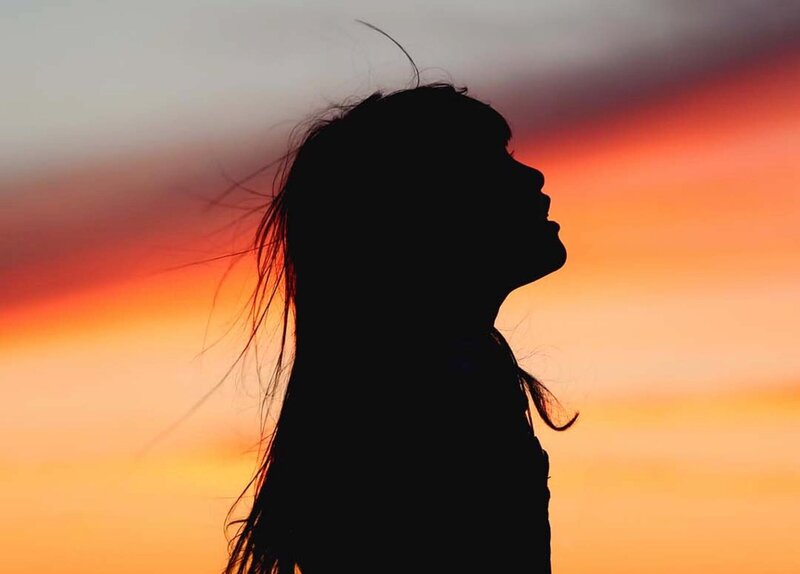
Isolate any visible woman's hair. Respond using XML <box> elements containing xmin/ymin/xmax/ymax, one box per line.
<box><xmin>218</xmin><ymin>81</ymin><xmax>578</xmax><ymax>574</ymax></box>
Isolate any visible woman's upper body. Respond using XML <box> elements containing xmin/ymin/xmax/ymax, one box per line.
<box><xmin>287</xmin><ymin>334</ymin><xmax>553</xmax><ymax>574</ymax></box>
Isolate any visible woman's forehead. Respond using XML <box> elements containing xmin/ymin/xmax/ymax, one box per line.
<box><xmin>488</xmin><ymin>107</ymin><xmax>512</xmax><ymax>146</ymax></box>
<box><xmin>466</xmin><ymin>110</ymin><xmax>513</xmax><ymax>156</ymax></box>
<box><xmin>463</xmin><ymin>97</ymin><xmax>512</xmax><ymax>146</ymax></box>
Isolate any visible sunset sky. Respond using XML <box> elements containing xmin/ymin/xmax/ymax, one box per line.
<box><xmin>1</xmin><ymin>2</ymin><xmax>799</xmax><ymax>573</ymax></box>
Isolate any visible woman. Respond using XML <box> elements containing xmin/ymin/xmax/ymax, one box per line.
<box><xmin>222</xmin><ymin>81</ymin><xmax>578</xmax><ymax>574</ymax></box>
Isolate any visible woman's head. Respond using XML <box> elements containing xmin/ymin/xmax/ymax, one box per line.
<box><xmin>264</xmin><ymin>83</ymin><xmax>566</xmax><ymax>334</ymax></box>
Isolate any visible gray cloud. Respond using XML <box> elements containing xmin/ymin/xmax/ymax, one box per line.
<box><xmin>2</xmin><ymin>0</ymin><xmax>799</xmax><ymax>179</ymax></box>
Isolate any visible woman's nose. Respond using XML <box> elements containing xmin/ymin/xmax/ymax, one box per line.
<box><xmin>513</xmin><ymin>159</ymin><xmax>545</xmax><ymax>190</ymax></box>
<box><xmin>529</xmin><ymin>167</ymin><xmax>545</xmax><ymax>190</ymax></box>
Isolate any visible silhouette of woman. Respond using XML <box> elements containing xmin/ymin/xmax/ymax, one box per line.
<box><xmin>222</xmin><ymin>80</ymin><xmax>578</xmax><ymax>574</ymax></box>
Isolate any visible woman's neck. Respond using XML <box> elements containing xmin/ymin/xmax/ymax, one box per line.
<box><xmin>427</xmin><ymin>289</ymin><xmax>504</xmax><ymax>340</ymax></box>
<box><xmin>295</xmin><ymin>286</ymin><xmax>507</xmax><ymax>356</ymax></box>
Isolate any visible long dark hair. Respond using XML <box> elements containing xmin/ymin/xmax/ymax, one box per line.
<box><xmin>219</xmin><ymin>81</ymin><xmax>579</xmax><ymax>574</ymax></box>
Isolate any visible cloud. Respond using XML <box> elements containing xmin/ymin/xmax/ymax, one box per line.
<box><xmin>2</xmin><ymin>0</ymin><xmax>798</xmax><ymax>310</ymax></box>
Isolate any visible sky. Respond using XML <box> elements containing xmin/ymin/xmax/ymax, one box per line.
<box><xmin>1</xmin><ymin>2</ymin><xmax>799</xmax><ymax>573</ymax></box>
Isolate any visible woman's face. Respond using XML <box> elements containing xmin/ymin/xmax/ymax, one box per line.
<box><xmin>491</xmin><ymin>146</ymin><xmax>567</xmax><ymax>290</ymax></box>
<box><xmin>444</xmin><ymin>131</ymin><xmax>567</xmax><ymax>297</ymax></box>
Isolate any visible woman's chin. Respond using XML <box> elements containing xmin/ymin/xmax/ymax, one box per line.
<box><xmin>551</xmin><ymin>240</ymin><xmax>567</xmax><ymax>271</ymax></box>
<box><xmin>513</xmin><ymin>244</ymin><xmax>567</xmax><ymax>287</ymax></box>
